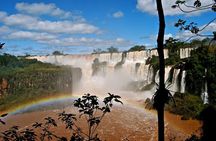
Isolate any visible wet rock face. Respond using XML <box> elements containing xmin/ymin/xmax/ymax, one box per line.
<box><xmin>0</xmin><ymin>67</ymin><xmax>82</xmax><ymax>96</ymax></box>
<box><xmin>0</xmin><ymin>78</ymin><xmax>9</xmax><ymax>95</ymax></box>
<box><xmin>180</xmin><ymin>47</ymin><xmax>194</xmax><ymax>59</ymax></box>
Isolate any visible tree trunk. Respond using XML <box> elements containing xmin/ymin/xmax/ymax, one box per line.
<box><xmin>157</xmin><ymin>104</ymin><xmax>165</xmax><ymax>141</ymax></box>
<box><xmin>156</xmin><ymin>0</ymin><xmax>166</xmax><ymax>141</ymax></box>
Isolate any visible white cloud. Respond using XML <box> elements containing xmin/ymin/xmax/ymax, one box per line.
<box><xmin>53</xmin><ymin>37</ymin><xmax>132</xmax><ymax>47</ymax></box>
<box><xmin>116</xmin><ymin>38</ymin><xmax>125</xmax><ymax>42</ymax></box>
<box><xmin>0</xmin><ymin>13</ymin><xmax>100</xmax><ymax>34</ymax></box>
<box><xmin>7</xmin><ymin>31</ymin><xmax>57</xmax><ymax>41</ymax></box>
<box><xmin>113</xmin><ymin>11</ymin><xmax>124</xmax><ymax>18</ymax></box>
<box><xmin>150</xmin><ymin>33</ymin><xmax>173</xmax><ymax>42</ymax></box>
<box><xmin>175</xmin><ymin>31</ymin><xmax>193</xmax><ymax>40</ymax></box>
<box><xmin>164</xmin><ymin>33</ymin><xmax>173</xmax><ymax>40</ymax></box>
<box><xmin>0</xmin><ymin>26</ymin><xmax>11</xmax><ymax>34</ymax></box>
<box><xmin>0</xmin><ymin>3</ymin><xmax>134</xmax><ymax>54</ymax></box>
<box><xmin>0</xmin><ymin>11</ymin><xmax>7</xmax><ymax>19</ymax></box>
<box><xmin>200</xmin><ymin>22</ymin><xmax>216</xmax><ymax>32</ymax></box>
<box><xmin>5</xmin><ymin>29</ymin><xmax>132</xmax><ymax>48</ymax></box>
<box><xmin>16</xmin><ymin>2</ymin><xmax>76</xmax><ymax>20</ymax></box>
<box><xmin>15</xmin><ymin>2</ymin><xmax>85</xmax><ymax>21</ymax></box>
<box><xmin>136</xmin><ymin>0</ymin><xmax>212</xmax><ymax>16</ymax></box>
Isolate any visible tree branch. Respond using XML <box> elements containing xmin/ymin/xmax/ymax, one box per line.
<box><xmin>177</xmin><ymin>4</ymin><xmax>212</xmax><ymax>13</ymax></box>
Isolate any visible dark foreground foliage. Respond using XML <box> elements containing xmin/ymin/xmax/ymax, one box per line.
<box><xmin>166</xmin><ymin>92</ymin><xmax>204</xmax><ymax>120</ymax></box>
<box><xmin>185</xmin><ymin>105</ymin><xmax>216</xmax><ymax>141</ymax></box>
<box><xmin>0</xmin><ymin>93</ymin><xmax>123</xmax><ymax>141</ymax></box>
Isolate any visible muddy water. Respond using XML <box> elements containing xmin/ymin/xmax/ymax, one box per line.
<box><xmin>0</xmin><ymin>104</ymin><xmax>201</xmax><ymax>141</ymax></box>
<box><xmin>165</xmin><ymin>112</ymin><xmax>201</xmax><ymax>136</ymax></box>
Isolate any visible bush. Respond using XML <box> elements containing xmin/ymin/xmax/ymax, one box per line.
<box><xmin>107</xmin><ymin>46</ymin><xmax>118</xmax><ymax>53</ymax></box>
<box><xmin>0</xmin><ymin>93</ymin><xmax>123</xmax><ymax>141</ymax></box>
<box><xmin>128</xmin><ymin>45</ymin><xmax>146</xmax><ymax>52</ymax></box>
<box><xmin>52</xmin><ymin>51</ymin><xmax>63</xmax><ymax>55</ymax></box>
<box><xmin>166</xmin><ymin>92</ymin><xmax>204</xmax><ymax>119</ymax></box>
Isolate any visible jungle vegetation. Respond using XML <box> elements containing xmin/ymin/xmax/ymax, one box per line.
<box><xmin>0</xmin><ymin>54</ymin><xmax>81</xmax><ymax>111</ymax></box>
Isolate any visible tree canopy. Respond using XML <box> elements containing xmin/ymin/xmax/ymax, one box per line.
<box><xmin>128</xmin><ymin>45</ymin><xmax>146</xmax><ymax>52</ymax></box>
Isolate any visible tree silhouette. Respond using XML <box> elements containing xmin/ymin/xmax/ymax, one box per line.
<box><xmin>0</xmin><ymin>93</ymin><xmax>123</xmax><ymax>141</ymax></box>
<box><xmin>153</xmin><ymin>0</ymin><xmax>168</xmax><ymax>141</ymax></box>
<box><xmin>172</xmin><ymin>0</ymin><xmax>216</xmax><ymax>41</ymax></box>
<box><xmin>153</xmin><ymin>1</ymin><xmax>216</xmax><ymax>141</ymax></box>
<box><xmin>0</xmin><ymin>42</ymin><xmax>5</xmax><ymax>49</ymax></box>
<box><xmin>106</xmin><ymin>46</ymin><xmax>118</xmax><ymax>53</ymax></box>
<box><xmin>199</xmin><ymin>105</ymin><xmax>216</xmax><ymax>141</ymax></box>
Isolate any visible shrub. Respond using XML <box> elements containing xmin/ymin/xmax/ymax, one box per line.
<box><xmin>166</xmin><ymin>92</ymin><xmax>204</xmax><ymax>119</ymax></box>
<box><xmin>0</xmin><ymin>93</ymin><xmax>123</xmax><ymax>141</ymax></box>
<box><xmin>128</xmin><ymin>45</ymin><xmax>146</xmax><ymax>52</ymax></box>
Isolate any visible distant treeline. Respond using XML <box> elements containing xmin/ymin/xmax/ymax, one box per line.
<box><xmin>0</xmin><ymin>54</ymin><xmax>82</xmax><ymax>111</ymax></box>
<box><xmin>92</xmin><ymin>45</ymin><xmax>146</xmax><ymax>54</ymax></box>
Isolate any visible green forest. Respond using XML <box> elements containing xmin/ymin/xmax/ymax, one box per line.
<box><xmin>0</xmin><ymin>54</ymin><xmax>81</xmax><ymax>111</ymax></box>
<box><xmin>146</xmin><ymin>39</ymin><xmax>216</xmax><ymax>119</ymax></box>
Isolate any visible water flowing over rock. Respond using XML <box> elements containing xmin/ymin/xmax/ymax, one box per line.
<box><xmin>28</xmin><ymin>49</ymin><xmax>190</xmax><ymax>96</ymax></box>
<box><xmin>180</xmin><ymin>71</ymin><xmax>186</xmax><ymax>94</ymax></box>
<box><xmin>180</xmin><ymin>47</ymin><xmax>194</xmax><ymax>59</ymax></box>
<box><xmin>171</xmin><ymin>69</ymin><xmax>181</xmax><ymax>93</ymax></box>
<box><xmin>201</xmin><ymin>69</ymin><xmax>209</xmax><ymax>104</ymax></box>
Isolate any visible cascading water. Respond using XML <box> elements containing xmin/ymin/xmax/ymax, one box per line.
<box><xmin>180</xmin><ymin>70</ymin><xmax>186</xmax><ymax>93</ymax></box>
<box><xmin>170</xmin><ymin>69</ymin><xmax>180</xmax><ymax>93</ymax></box>
<box><xmin>180</xmin><ymin>47</ymin><xmax>194</xmax><ymax>59</ymax></box>
<box><xmin>201</xmin><ymin>68</ymin><xmax>209</xmax><ymax>104</ymax></box>
<box><xmin>201</xmin><ymin>82</ymin><xmax>209</xmax><ymax>104</ymax></box>
<box><xmin>155</xmin><ymin>70</ymin><xmax>159</xmax><ymax>85</ymax></box>
<box><xmin>29</xmin><ymin>49</ymin><xmax>188</xmax><ymax>97</ymax></box>
<box><xmin>147</xmin><ymin>65</ymin><xmax>154</xmax><ymax>84</ymax></box>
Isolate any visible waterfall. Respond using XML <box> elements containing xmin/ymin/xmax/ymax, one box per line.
<box><xmin>201</xmin><ymin>68</ymin><xmax>209</xmax><ymax>104</ymax></box>
<box><xmin>147</xmin><ymin>65</ymin><xmax>154</xmax><ymax>84</ymax></box>
<box><xmin>180</xmin><ymin>47</ymin><xmax>194</xmax><ymax>59</ymax></box>
<box><xmin>170</xmin><ymin>69</ymin><xmax>180</xmax><ymax>93</ymax></box>
<box><xmin>136</xmin><ymin>63</ymin><xmax>149</xmax><ymax>81</ymax></box>
<box><xmin>201</xmin><ymin>82</ymin><xmax>209</xmax><ymax>104</ymax></box>
<box><xmin>155</xmin><ymin>70</ymin><xmax>159</xmax><ymax>84</ymax></box>
<box><xmin>180</xmin><ymin>71</ymin><xmax>186</xmax><ymax>93</ymax></box>
<box><xmin>29</xmin><ymin>51</ymin><xmax>189</xmax><ymax>94</ymax></box>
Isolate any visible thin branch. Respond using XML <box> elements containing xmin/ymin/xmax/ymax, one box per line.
<box><xmin>183</xmin><ymin>2</ymin><xmax>215</xmax><ymax>9</ymax></box>
<box><xmin>184</xmin><ymin>34</ymin><xmax>214</xmax><ymax>42</ymax></box>
<box><xmin>177</xmin><ymin>4</ymin><xmax>212</xmax><ymax>13</ymax></box>
<box><xmin>73</xmin><ymin>123</ymin><xmax>89</xmax><ymax>137</ymax></box>
<box><xmin>91</xmin><ymin>112</ymin><xmax>106</xmax><ymax>136</ymax></box>
<box><xmin>199</xmin><ymin>18</ymin><xmax>216</xmax><ymax>32</ymax></box>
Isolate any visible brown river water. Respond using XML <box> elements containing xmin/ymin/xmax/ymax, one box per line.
<box><xmin>0</xmin><ymin>103</ymin><xmax>200</xmax><ymax>141</ymax></box>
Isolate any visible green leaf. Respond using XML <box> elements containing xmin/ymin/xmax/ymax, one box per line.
<box><xmin>1</xmin><ymin>113</ymin><xmax>8</xmax><ymax>117</ymax></box>
<box><xmin>194</xmin><ymin>0</ymin><xmax>201</xmax><ymax>7</ymax></box>
<box><xmin>171</xmin><ymin>5</ymin><xmax>177</xmax><ymax>9</ymax></box>
<box><xmin>212</xmin><ymin>4</ymin><xmax>216</xmax><ymax>12</ymax></box>
<box><xmin>0</xmin><ymin>119</ymin><xmax>5</xmax><ymax>124</ymax></box>
<box><xmin>213</xmin><ymin>31</ymin><xmax>216</xmax><ymax>40</ymax></box>
<box><xmin>114</xmin><ymin>99</ymin><xmax>123</xmax><ymax>104</ymax></box>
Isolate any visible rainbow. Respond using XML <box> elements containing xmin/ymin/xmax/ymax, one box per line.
<box><xmin>0</xmin><ymin>94</ymin><xmax>82</xmax><ymax>116</ymax></box>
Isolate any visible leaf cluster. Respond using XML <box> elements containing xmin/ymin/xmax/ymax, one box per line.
<box><xmin>1</xmin><ymin>93</ymin><xmax>123</xmax><ymax>141</ymax></box>
<box><xmin>73</xmin><ymin>93</ymin><xmax>122</xmax><ymax>140</ymax></box>
<box><xmin>175</xmin><ymin>19</ymin><xmax>199</xmax><ymax>34</ymax></box>
<box><xmin>0</xmin><ymin>113</ymin><xmax>7</xmax><ymax>125</ymax></box>
<box><xmin>172</xmin><ymin>0</ymin><xmax>216</xmax><ymax>41</ymax></box>
<box><xmin>2</xmin><ymin>126</ymin><xmax>36</xmax><ymax>141</ymax></box>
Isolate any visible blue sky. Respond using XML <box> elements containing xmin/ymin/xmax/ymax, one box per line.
<box><xmin>0</xmin><ymin>0</ymin><xmax>215</xmax><ymax>55</ymax></box>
